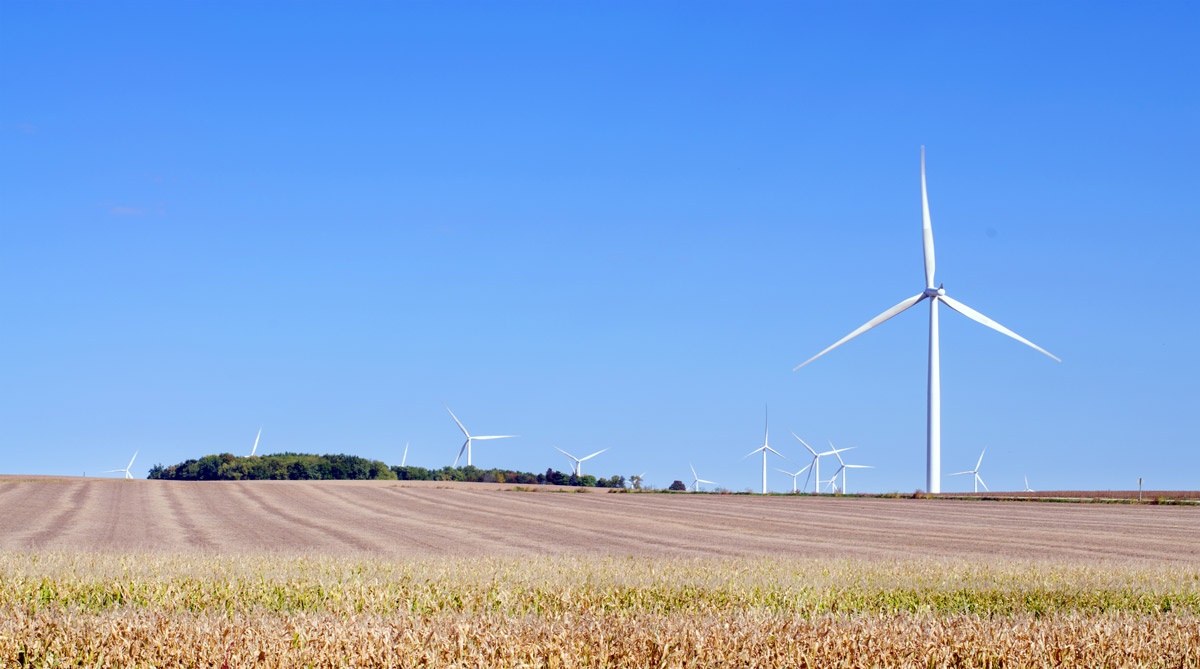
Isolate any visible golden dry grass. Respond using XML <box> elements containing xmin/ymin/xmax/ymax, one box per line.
<box><xmin>3</xmin><ymin>553</ymin><xmax>1200</xmax><ymax>667</ymax></box>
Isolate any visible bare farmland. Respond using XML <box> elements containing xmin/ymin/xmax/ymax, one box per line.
<box><xmin>1</xmin><ymin>477</ymin><xmax>1196</xmax><ymax>562</ymax></box>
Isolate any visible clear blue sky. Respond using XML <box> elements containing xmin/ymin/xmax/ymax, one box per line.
<box><xmin>3</xmin><ymin>2</ymin><xmax>1197</xmax><ymax>492</ymax></box>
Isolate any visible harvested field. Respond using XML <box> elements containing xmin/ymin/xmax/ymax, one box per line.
<box><xmin>0</xmin><ymin>477</ymin><xmax>1197</xmax><ymax>562</ymax></box>
<box><xmin>3</xmin><ymin>477</ymin><xmax>1199</xmax><ymax>667</ymax></box>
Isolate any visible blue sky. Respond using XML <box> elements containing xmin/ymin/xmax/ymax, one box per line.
<box><xmin>3</xmin><ymin>2</ymin><xmax>1197</xmax><ymax>492</ymax></box>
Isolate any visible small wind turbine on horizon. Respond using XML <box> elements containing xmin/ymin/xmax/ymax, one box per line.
<box><xmin>829</xmin><ymin>444</ymin><xmax>874</xmax><ymax>494</ymax></box>
<box><xmin>1024</xmin><ymin>475</ymin><xmax>1035</xmax><ymax>493</ymax></box>
<box><xmin>951</xmin><ymin>449</ymin><xmax>989</xmax><ymax>493</ymax></box>
<box><xmin>249</xmin><ymin>426</ymin><xmax>262</xmax><ymax>457</ymax></box>
<box><xmin>445</xmin><ymin>404</ymin><xmax>517</xmax><ymax>467</ymax></box>
<box><xmin>743</xmin><ymin>407</ymin><xmax>788</xmax><ymax>494</ymax></box>
<box><xmin>690</xmin><ymin>463</ymin><xmax>716</xmax><ymax>492</ymax></box>
<box><xmin>104</xmin><ymin>451</ymin><xmax>138</xmax><ymax>480</ymax></box>
<box><xmin>792</xmin><ymin>148</ymin><xmax>1060</xmax><ymax>494</ymax></box>
<box><xmin>793</xmin><ymin>433</ymin><xmax>853</xmax><ymax>494</ymax></box>
<box><xmin>554</xmin><ymin>447</ymin><xmax>608</xmax><ymax>477</ymax></box>
<box><xmin>776</xmin><ymin>464</ymin><xmax>812</xmax><ymax>493</ymax></box>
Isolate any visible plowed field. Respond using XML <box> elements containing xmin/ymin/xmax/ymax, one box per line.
<box><xmin>2</xmin><ymin>477</ymin><xmax>1196</xmax><ymax>562</ymax></box>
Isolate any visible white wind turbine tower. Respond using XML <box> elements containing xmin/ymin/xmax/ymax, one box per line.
<box><xmin>554</xmin><ymin>447</ymin><xmax>608</xmax><ymax>477</ymax></box>
<box><xmin>445</xmin><ymin>405</ymin><xmax>517</xmax><ymax>467</ymax></box>
<box><xmin>950</xmin><ymin>448</ymin><xmax>989</xmax><ymax>493</ymax></box>
<box><xmin>829</xmin><ymin>445</ymin><xmax>874</xmax><ymax>494</ymax></box>
<box><xmin>792</xmin><ymin>432</ymin><xmax>853</xmax><ymax>494</ymax></box>
<box><xmin>690</xmin><ymin>463</ymin><xmax>716</xmax><ymax>492</ymax></box>
<box><xmin>742</xmin><ymin>407</ymin><xmax>788</xmax><ymax>494</ymax></box>
<box><xmin>793</xmin><ymin>148</ymin><xmax>1060</xmax><ymax>494</ymax></box>
<box><xmin>105</xmin><ymin>450</ymin><xmax>138</xmax><ymax>480</ymax></box>
<box><xmin>249</xmin><ymin>426</ymin><xmax>262</xmax><ymax>457</ymax></box>
<box><xmin>776</xmin><ymin>464</ymin><xmax>811</xmax><ymax>493</ymax></box>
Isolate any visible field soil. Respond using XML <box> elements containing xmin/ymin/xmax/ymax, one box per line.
<box><xmin>1</xmin><ymin>477</ymin><xmax>1196</xmax><ymax>562</ymax></box>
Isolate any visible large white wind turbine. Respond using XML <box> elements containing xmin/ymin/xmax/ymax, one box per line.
<box><xmin>792</xmin><ymin>433</ymin><xmax>853</xmax><ymax>494</ymax></box>
<box><xmin>104</xmin><ymin>450</ymin><xmax>138</xmax><ymax>480</ymax></box>
<box><xmin>793</xmin><ymin>148</ymin><xmax>1060</xmax><ymax>494</ymax></box>
<box><xmin>690</xmin><ymin>463</ymin><xmax>716</xmax><ymax>492</ymax></box>
<box><xmin>249</xmin><ymin>426</ymin><xmax>262</xmax><ymax>457</ymax></box>
<box><xmin>950</xmin><ymin>448</ymin><xmax>988</xmax><ymax>493</ymax></box>
<box><xmin>776</xmin><ymin>464</ymin><xmax>812</xmax><ymax>493</ymax></box>
<box><xmin>829</xmin><ymin>445</ymin><xmax>874</xmax><ymax>494</ymax></box>
<box><xmin>554</xmin><ymin>447</ymin><xmax>608</xmax><ymax>477</ymax></box>
<box><xmin>445</xmin><ymin>405</ymin><xmax>517</xmax><ymax>467</ymax></box>
<box><xmin>742</xmin><ymin>407</ymin><xmax>788</xmax><ymax>494</ymax></box>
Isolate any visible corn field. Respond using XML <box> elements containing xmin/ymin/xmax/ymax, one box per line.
<box><xmin>3</xmin><ymin>552</ymin><xmax>1199</xmax><ymax>667</ymax></box>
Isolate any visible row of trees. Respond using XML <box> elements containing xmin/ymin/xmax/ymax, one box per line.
<box><xmin>147</xmin><ymin>452</ymin><xmax>626</xmax><ymax>489</ymax></box>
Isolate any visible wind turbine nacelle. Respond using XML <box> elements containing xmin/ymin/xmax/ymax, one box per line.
<box><xmin>923</xmin><ymin>286</ymin><xmax>946</xmax><ymax>298</ymax></box>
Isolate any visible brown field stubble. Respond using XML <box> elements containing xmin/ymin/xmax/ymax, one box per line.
<box><xmin>2</xmin><ymin>554</ymin><xmax>1199</xmax><ymax>667</ymax></box>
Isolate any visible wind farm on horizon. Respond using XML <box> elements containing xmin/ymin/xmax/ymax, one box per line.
<box><xmin>87</xmin><ymin>149</ymin><xmax>1067</xmax><ymax>496</ymax></box>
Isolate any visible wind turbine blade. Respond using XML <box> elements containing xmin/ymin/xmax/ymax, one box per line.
<box><xmin>103</xmin><ymin>469</ymin><xmax>123</xmax><ymax>473</ymax></box>
<box><xmin>820</xmin><ymin>446</ymin><xmax>856</xmax><ymax>457</ymax></box>
<box><xmin>763</xmin><ymin>445</ymin><xmax>788</xmax><ymax>460</ymax></box>
<box><xmin>554</xmin><ymin>446</ymin><xmax>577</xmax><ymax>460</ymax></box>
<box><xmin>949</xmin><ymin>470</ymin><xmax>973</xmax><ymax>476</ymax></box>
<box><xmin>454</xmin><ymin>440</ymin><xmax>468</xmax><ymax>467</ymax></box>
<box><xmin>793</xmin><ymin>293</ymin><xmax>928</xmax><ymax>371</ymax></box>
<box><xmin>975</xmin><ymin>448</ymin><xmax>987</xmax><ymax>471</ymax></box>
<box><xmin>775</xmin><ymin>468</ymin><xmax>794</xmax><ymax>476</ymax></box>
<box><xmin>402</xmin><ymin>441</ymin><xmax>409</xmax><ymax>467</ymax></box>
<box><xmin>472</xmin><ymin>435</ymin><xmax>517</xmax><ymax>440</ymax></box>
<box><xmin>690</xmin><ymin>463</ymin><xmax>699</xmax><ymax>480</ymax></box>
<box><xmin>698</xmin><ymin>478</ymin><xmax>716</xmax><ymax>485</ymax></box>
<box><xmin>802</xmin><ymin>466</ymin><xmax>814</xmax><ymax>491</ymax></box>
<box><xmin>846</xmin><ymin>464</ymin><xmax>874</xmax><ymax>469</ymax></box>
<box><xmin>791</xmin><ymin>432</ymin><xmax>819</xmax><ymax>457</ymax></box>
<box><xmin>922</xmin><ymin>146</ymin><xmax>936</xmax><ymax>289</ymax></box>
<box><xmin>444</xmin><ymin>405</ymin><xmax>471</xmax><ymax>437</ymax></box>
<box><xmin>977</xmin><ymin>475</ymin><xmax>989</xmax><ymax>492</ymax></box>
<box><xmin>830</xmin><ymin>444</ymin><xmax>846</xmax><ymax>466</ymax></box>
<box><xmin>938</xmin><ymin>295</ymin><xmax>1061</xmax><ymax>362</ymax></box>
<box><xmin>127</xmin><ymin>451</ymin><xmax>138</xmax><ymax>470</ymax></box>
<box><xmin>579</xmin><ymin>448</ymin><xmax>607</xmax><ymax>461</ymax></box>
<box><xmin>251</xmin><ymin>426</ymin><xmax>262</xmax><ymax>456</ymax></box>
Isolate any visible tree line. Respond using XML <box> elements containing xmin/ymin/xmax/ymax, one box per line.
<box><xmin>147</xmin><ymin>452</ymin><xmax>626</xmax><ymax>488</ymax></box>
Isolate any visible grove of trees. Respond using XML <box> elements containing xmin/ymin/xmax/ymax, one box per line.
<box><xmin>148</xmin><ymin>453</ymin><xmax>626</xmax><ymax>489</ymax></box>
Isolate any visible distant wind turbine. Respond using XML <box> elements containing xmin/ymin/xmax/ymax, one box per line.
<box><xmin>554</xmin><ymin>447</ymin><xmax>608</xmax><ymax>477</ymax></box>
<box><xmin>402</xmin><ymin>441</ymin><xmax>409</xmax><ymax>467</ymax></box>
<box><xmin>742</xmin><ymin>407</ymin><xmax>788</xmax><ymax>494</ymax></box>
<box><xmin>951</xmin><ymin>449</ymin><xmax>989</xmax><ymax>493</ymax></box>
<box><xmin>793</xmin><ymin>148</ymin><xmax>1060</xmax><ymax>494</ymax></box>
<box><xmin>445</xmin><ymin>404</ymin><xmax>517</xmax><ymax>467</ymax></box>
<box><xmin>249</xmin><ymin>426</ymin><xmax>262</xmax><ymax>457</ymax></box>
<box><xmin>776</xmin><ymin>464</ymin><xmax>812</xmax><ymax>493</ymax></box>
<box><xmin>1024</xmin><ymin>475</ymin><xmax>1035</xmax><ymax>493</ymax></box>
<box><xmin>792</xmin><ymin>433</ymin><xmax>853</xmax><ymax>494</ymax></box>
<box><xmin>690</xmin><ymin>463</ymin><xmax>716</xmax><ymax>492</ymax></box>
<box><xmin>829</xmin><ymin>444</ymin><xmax>874</xmax><ymax>494</ymax></box>
<box><xmin>104</xmin><ymin>450</ymin><xmax>138</xmax><ymax>480</ymax></box>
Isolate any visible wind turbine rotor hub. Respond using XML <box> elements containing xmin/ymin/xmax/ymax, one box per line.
<box><xmin>923</xmin><ymin>286</ymin><xmax>945</xmax><ymax>298</ymax></box>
